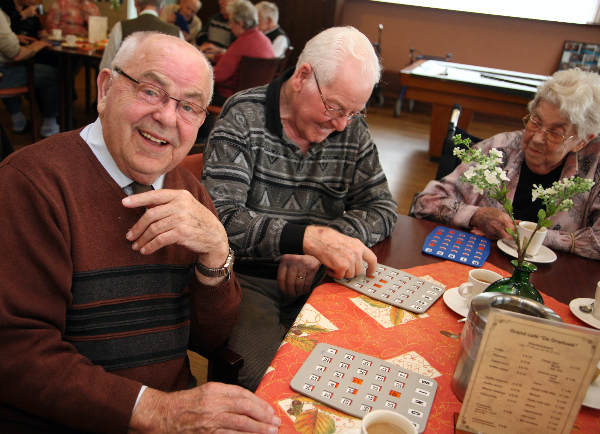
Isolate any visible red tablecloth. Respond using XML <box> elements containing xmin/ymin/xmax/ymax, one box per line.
<box><xmin>255</xmin><ymin>261</ymin><xmax>600</xmax><ymax>433</ymax></box>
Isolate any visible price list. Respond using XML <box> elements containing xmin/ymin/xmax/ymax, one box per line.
<box><xmin>457</xmin><ymin>310</ymin><xmax>600</xmax><ymax>434</ymax></box>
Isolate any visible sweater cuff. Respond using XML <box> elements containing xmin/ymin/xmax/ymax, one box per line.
<box><xmin>280</xmin><ymin>223</ymin><xmax>306</xmax><ymax>255</ymax></box>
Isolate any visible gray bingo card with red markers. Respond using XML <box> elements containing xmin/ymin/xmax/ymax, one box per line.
<box><xmin>334</xmin><ymin>264</ymin><xmax>445</xmax><ymax>313</ymax></box>
<box><xmin>290</xmin><ymin>343</ymin><xmax>438</xmax><ymax>433</ymax></box>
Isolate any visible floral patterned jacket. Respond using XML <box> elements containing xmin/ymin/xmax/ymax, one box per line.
<box><xmin>413</xmin><ymin>130</ymin><xmax>600</xmax><ymax>260</ymax></box>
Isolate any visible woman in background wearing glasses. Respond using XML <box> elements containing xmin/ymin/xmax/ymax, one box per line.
<box><xmin>413</xmin><ymin>68</ymin><xmax>600</xmax><ymax>259</ymax></box>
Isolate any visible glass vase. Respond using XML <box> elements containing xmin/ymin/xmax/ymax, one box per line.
<box><xmin>484</xmin><ymin>260</ymin><xmax>544</xmax><ymax>304</ymax></box>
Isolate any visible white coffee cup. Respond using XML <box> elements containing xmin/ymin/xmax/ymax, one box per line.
<box><xmin>518</xmin><ymin>221</ymin><xmax>547</xmax><ymax>257</ymax></box>
<box><xmin>65</xmin><ymin>34</ymin><xmax>77</xmax><ymax>46</ymax></box>
<box><xmin>361</xmin><ymin>409</ymin><xmax>417</xmax><ymax>434</ymax></box>
<box><xmin>52</xmin><ymin>28</ymin><xmax>62</xmax><ymax>40</ymax></box>
<box><xmin>592</xmin><ymin>281</ymin><xmax>600</xmax><ymax>320</ymax></box>
<box><xmin>458</xmin><ymin>269</ymin><xmax>503</xmax><ymax>302</ymax></box>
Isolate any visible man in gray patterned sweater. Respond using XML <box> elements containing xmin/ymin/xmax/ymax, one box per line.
<box><xmin>203</xmin><ymin>26</ymin><xmax>398</xmax><ymax>391</ymax></box>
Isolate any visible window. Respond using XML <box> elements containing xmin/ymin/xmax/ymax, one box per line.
<box><xmin>370</xmin><ymin>0</ymin><xmax>600</xmax><ymax>25</ymax></box>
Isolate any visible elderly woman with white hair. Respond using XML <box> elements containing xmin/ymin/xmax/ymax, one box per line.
<box><xmin>211</xmin><ymin>0</ymin><xmax>273</xmax><ymax>105</ymax></box>
<box><xmin>413</xmin><ymin>68</ymin><xmax>600</xmax><ymax>259</ymax></box>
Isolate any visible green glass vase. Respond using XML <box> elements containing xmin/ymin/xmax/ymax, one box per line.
<box><xmin>484</xmin><ymin>260</ymin><xmax>544</xmax><ymax>304</ymax></box>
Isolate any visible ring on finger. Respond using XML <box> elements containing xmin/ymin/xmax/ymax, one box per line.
<box><xmin>296</xmin><ymin>274</ymin><xmax>305</xmax><ymax>280</ymax></box>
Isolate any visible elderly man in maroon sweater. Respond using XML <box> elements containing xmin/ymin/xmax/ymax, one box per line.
<box><xmin>0</xmin><ymin>32</ymin><xmax>280</xmax><ymax>433</ymax></box>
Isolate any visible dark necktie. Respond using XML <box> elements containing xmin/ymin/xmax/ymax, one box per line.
<box><xmin>130</xmin><ymin>182</ymin><xmax>153</xmax><ymax>195</ymax></box>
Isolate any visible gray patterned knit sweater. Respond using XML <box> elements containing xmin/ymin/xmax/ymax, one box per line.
<box><xmin>202</xmin><ymin>70</ymin><xmax>398</xmax><ymax>278</ymax></box>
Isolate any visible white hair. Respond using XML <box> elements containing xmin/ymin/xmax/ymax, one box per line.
<box><xmin>255</xmin><ymin>1</ymin><xmax>278</xmax><ymax>24</ymax></box>
<box><xmin>296</xmin><ymin>26</ymin><xmax>381</xmax><ymax>88</ymax></box>
<box><xmin>227</xmin><ymin>0</ymin><xmax>258</xmax><ymax>30</ymax></box>
<box><xmin>112</xmin><ymin>32</ymin><xmax>214</xmax><ymax>103</ymax></box>
<box><xmin>529</xmin><ymin>68</ymin><xmax>600</xmax><ymax>140</ymax></box>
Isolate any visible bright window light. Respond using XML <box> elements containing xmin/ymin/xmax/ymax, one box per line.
<box><xmin>371</xmin><ymin>0</ymin><xmax>600</xmax><ymax>25</ymax></box>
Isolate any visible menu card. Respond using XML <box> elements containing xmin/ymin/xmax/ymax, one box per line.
<box><xmin>88</xmin><ymin>16</ymin><xmax>108</xmax><ymax>43</ymax></box>
<box><xmin>456</xmin><ymin>310</ymin><xmax>600</xmax><ymax>434</ymax></box>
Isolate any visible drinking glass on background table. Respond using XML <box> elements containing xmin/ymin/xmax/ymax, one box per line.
<box><xmin>458</xmin><ymin>269</ymin><xmax>503</xmax><ymax>303</ymax></box>
<box><xmin>52</xmin><ymin>28</ymin><xmax>62</xmax><ymax>40</ymax></box>
<box><xmin>361</xmin><ymin>409</ymin><xmax>417</xmax><ymax>434</ymax></box>
<box><xmin>65</xmin><ymin>34</ymin><xmax>77</xmax><ymax>46</ymax></box>
<box><xmin>518</xmin><ymin>221</ymin><xmax>547</xmax><ymax>256</ymax></box>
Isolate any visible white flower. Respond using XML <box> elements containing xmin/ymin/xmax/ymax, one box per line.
<box><xmin>484</xmin><ymin>169</ymin><xmax>500</xmax><ymax>185</ymax></box>
<box><xmin>463</xmin><ymin>167</ymin><xmax>476</xmax><ymax>180</ymax></box>
<box><xmin>473</xmin><ymin>185</ymin><xmax>483</xmax><ymax>195</ymax></box>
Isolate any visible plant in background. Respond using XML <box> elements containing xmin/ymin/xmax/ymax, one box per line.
<box><xmin>452</xmin><ymin>134</ymin><xmax>594</xmax><ymax>266</ymax></box>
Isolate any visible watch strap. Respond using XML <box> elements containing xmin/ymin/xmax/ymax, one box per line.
<box><xmin>195</xmin><ymin>247</ymin><xmax>234</xmax><ymax>280</ymax></box>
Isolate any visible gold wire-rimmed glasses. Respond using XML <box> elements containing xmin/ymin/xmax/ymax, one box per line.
<box><xmin>311</xmin><ymin>67</ymin><xmax>366</xmax><ymax>122</ymax></box>
<box><xmin>114</xmin><ymin>67</ymin><xmax>207</xmax><ymax>124</ymax></box>
<box><xmin>522</xmin><ymin>114</ymin><xmax>576</xmax><ymax>146</ymax></box>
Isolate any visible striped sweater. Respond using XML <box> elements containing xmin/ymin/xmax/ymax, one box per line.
<box><xmin>0</xmin><ymin>131</ymin><xmax>240</xmax><ymax>433</ymax></box>
<box><xmin>202</xmin><ymin>71</ymin><xmax>398</xmax><ymax>278</ymax></box>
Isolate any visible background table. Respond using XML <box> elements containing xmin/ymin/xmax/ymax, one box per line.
<box><xmin>255</xmin><ymin>215</ymin><xmax>599</xmax><ymax>433</ymax></box>
<box><xmin>399</xmin><ymin>60</ymin><xmax>548</xmax><ymax>158</ymax></box>
<box><xmin>45</xmin><ymin>43</ymin><xmax>102</xmax><ymax>131</ymax></box>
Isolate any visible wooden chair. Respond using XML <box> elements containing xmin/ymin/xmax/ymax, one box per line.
<box><xmin>207</xmin><ymin>55</ymin><xmax>283</xmax><ymax>115</ymax></box>
<box><xmin>276</xmin><ymin>46</ymin><xmax>294</xmax><ymax>77</ymax></box>
<box><xmin>0</xmin><ymin>59</ymin><xmax>39</xmax><ymax>142</ymax></box>
<box><xmin>180</xmin><ymin>153</ymin><xmax>244</xmax><ymax>384</ymax></box>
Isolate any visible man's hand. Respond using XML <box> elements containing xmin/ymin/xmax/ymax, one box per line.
<box><xmin>277</xmin><ymin>254</ymin><xmax>321</xmax><ymax>297</ymax></box>
<box><xmin>129</xmin><ymin>383</ymin><xmax>281</xmax><ymax>433</ymax></box>
<box><xmin>122</xmin><ymin>189</ymin><xmax>229</xmax><ymax>269</ymax></box>
<box><xmin>469</xmin><ymin>207</ymin><xmax>514</xmax><ymax>240</ymax></box>
<box><xmin>303</xmin><ymin>226</ymin><xmax>377</xmax><ymax>279</ymax></box>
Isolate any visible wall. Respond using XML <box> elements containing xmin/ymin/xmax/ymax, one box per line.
<box><xmin>340</xmin><ymin>0</ymin><xmax>600</xmax><ymax>76</ymax></box>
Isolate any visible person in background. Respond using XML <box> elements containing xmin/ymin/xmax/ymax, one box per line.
<box><xmin>161</xmin><ymin>0</ymin><xmax>201</xmax><ymax>43</ymax></box>
<box><xmin>211</xmin><ymin>0</ymin><xmax>274</xmax><ymax>105</ymax></box>
<box><xmin>0</xmin><ymin>32</ymin><xmax>280</xmax><ymax>433</ymax></box>
<box><xmin>203</xmin><ymin>26</ymin><xmax>398</xmax><ymax>391</ymax></box>
<box><xmin>196</xmin><ymin>0</ymin><xmax>233</xmax><ymax>57</ymax></box>
<box><xmin>100</xmin><ymin>0</ymin><xmax>181</xmax><ymax>70</ymax></box>
<box><xmin>413</xmin><ymin>68</ymin><xmax>600</xmax><ymax>260</ymax></box>
<box><xmin>256</xmin><ymin>1</ymin><xmax>288</xmax><ymax>58</ymax></box>
<box><xmin>0</xmin><ymin>6</ymin><xmax>59</xmax><ymax>136</ymax></box>
<box><xmin>45</xmin><ymin>0</ymin><xmax>99</xmax><ymax>36</ymax></box>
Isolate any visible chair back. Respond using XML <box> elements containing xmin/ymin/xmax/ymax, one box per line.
<box><xmin>180</xmin><ymin>153</ymin><xmax>204</xmax><ymax>180</ymax></box>
<box><xmin>276</xmin><ymin>46</ymin><xmax>294</xmax><ymax>77</ymax></box>
<box><xmin>0</xmin><ymin>59</ymin><xmax>39</xmax><ymax>142</ymax></box>
<box><xmin>237</xmin><ymin>56</ymin><xmax>282</xmax><ymax>91</ymax></box>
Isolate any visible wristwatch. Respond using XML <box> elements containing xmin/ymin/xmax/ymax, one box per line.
<box><xmin>195</xmin><ymin>248</ymin><xmax>235</xmax><ymax>280</ymax></box>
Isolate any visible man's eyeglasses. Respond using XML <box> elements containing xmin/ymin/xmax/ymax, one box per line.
<box><xmin>114</xmin><ymin>67</ymin><xmax>207</xmax><ymax>124</ymax></box>
<box><xmin>312</xmin><ymin>68</ymin><xmax>366</xmax><ymax>122</ymax></box>
<box><xmin>522</xmin><ymin>114</ymin><xmax>576</xmax><ymax>146</ymax></box>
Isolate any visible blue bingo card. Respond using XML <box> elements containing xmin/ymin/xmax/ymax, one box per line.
<box><xmin>422</xmin><ymin>226</ymin><xmax>490</xmax><ymax>267</ymax></box>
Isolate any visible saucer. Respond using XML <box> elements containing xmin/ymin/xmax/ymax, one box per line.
<box><xmin>569</xmin><ymin>298</ymin><xmax>600</xmax><ymax>329</ymax></box>
<box><xmin>443</xmin><ymin>287</ymin><xmax>469</xmax><ymax>317</ymax></box>
<box><xmin>497</xmin><ymin>239</ymin><xmax>557</xmax><ymax>264</ymax></box>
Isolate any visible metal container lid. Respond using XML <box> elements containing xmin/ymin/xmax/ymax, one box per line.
<box><xmin>467</xmin><ymin>292</ymin><xmax>562</xmax><ymax>329</ymax></box>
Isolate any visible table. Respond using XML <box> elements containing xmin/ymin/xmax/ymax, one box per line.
<box><xmin>399</xmin><ymin>60</ymin><xmax>549</xmax><ymax>159</ymax></box>
<box><xmin>255</xmin><ymin>215</ymin><xmax>599</xmax><ymax>433</ymax></box>
<box><xmin>45</xmin><ymin>42</ymin><xmax>102</xmax><ymax>131</ymax></box>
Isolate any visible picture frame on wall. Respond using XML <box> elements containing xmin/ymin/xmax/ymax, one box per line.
<box><xmin>559</xmin><ymin>40</ymin><xmax>600</xmax><ymax>72</ymax></box>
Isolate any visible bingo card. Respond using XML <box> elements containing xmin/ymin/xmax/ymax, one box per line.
<box><xmin>334</xmin><ymin>264</ymin><xmax>445</xmax><ymax>314</ymax></box>
<box><xmin>290</xmin><ymin>343</ymin><xmax>438</xmax><ymax>433</ymax></box>
<box><xmin>422</xmin><ymin>226</ymin><xmax>490</xmax><ymax>267</ymax></box>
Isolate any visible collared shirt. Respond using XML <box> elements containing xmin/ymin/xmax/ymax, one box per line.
<box><xmin>80</xmin><ymin>118</ymin><xmax>165</xmax><ymax>194</ymax></box>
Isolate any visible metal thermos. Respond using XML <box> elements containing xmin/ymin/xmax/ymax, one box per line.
<box><xmin>451</xmin><ymin>292</ymin><xmax>562</xmax><ymax>401</ymax></box>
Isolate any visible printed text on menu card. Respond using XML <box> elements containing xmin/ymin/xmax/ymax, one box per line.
<box><xmin>457</xmin><ymin>310</ymin><xmax>600</xmax><ymax>434</ymax></box>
